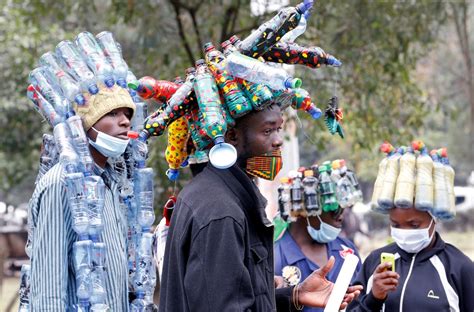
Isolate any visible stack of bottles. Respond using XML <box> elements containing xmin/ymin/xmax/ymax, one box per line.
<box><xmin>27</xmin><ymin>31</ymin><xmax>157</xmax><ymax>311</ymax></box>
<box><xmin>277</xmin><ymin>160</ymin><xmax>362</xmax><ymax>222</ymax></box>
<box><xmin>370</xmin><ymin>141</ymin><xmax>456</xmax><ymax>220</ymax></box>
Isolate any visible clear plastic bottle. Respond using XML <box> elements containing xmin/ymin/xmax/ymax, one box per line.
<box><xmin>37</xmin><ymin>133</ymin><xmax>59</xmax><ymax>183</ymax></box>
<box><xmin>53</xmin><ymin>122</ymin><xmax>80</xmax><ymax>174</ymax></box>
<box><xmin>18</xmin><ymin>264</ymin><xmax>31</xmax><ymax>311</ymax></box>
<box><xmin>318</xmin><ymin>163</ymin><xmax>339</xmax><ymax>212</ymax></box>
<box><xmin>414</xmin><ymin>144</ymin><xmax>434</xmax><ymax>211</ymax></box>
<box><xmin>55</xmin><ymin>40</ymin><xmax>99</xmax><ymax>94</ymax></box>
<box><xmin>278</xmin><ymin>178</ymin><xmax>291</xmax><ymax>221</ymax></box>
<box><xmin>394</xmin><ymin>147</ymin><xmax>416</xmax><ymax>208</ymax></box>
<box><xmin>431</xmin><ymin>151</ymin><xmax>450</xmax><ymax>219</ymax></box>
<box><xmin>291</xmin><ymin>172</ymin><xmax>305</xmax><ymax>217</ymax></box>
<box><xmin>281</xmin><ymin>13</ymin><xmax>307</xmax><ymax>43</ymax></box>
<box><xmin>346</xmin><ymin>170</ymin><xmax>363</xmax><ymax>203</ymax></box>
<box><xmin>26</xmin><ymin>84</ymin><xmax>63</xmax><ymax>126</ymax></box>
<box><xmin>39</xmin><ymin>51</ymin><xmax>85</xmax><ymax>105</ymax></box>
<box><xmin>75</xmin><ymin>31</ymin><xmax>115</xmax><ymax>88</ymax></box>
<box><xmin>225</xmin><ymin>49</ymin><xmax>302</xmax><ymax>90</ymax></box>
<box><xmin>133</xmin><ymin>233</ymin><xmax>154</xmax><ymax>294</ymax></box>
<box><xmin>378</xmin><ymin>147</ymin><xmax>402</xmax><ymax>210</ymax></box>
<box><xmin>85</xmin><ymin>176</ymin><xmax>106</xmax><ymax>241</ymax></box>
<box><xmin>67</xmin><ymin>115</ymin><xmax>94</xmax><ymax>174</ymax></box>
<box><xmin>335</xmin><ymin>165</ymin><xmax>356</xmax><ymax>209</ymax></box>
<box><xmin>135</xmin><ymin>168</ymin><xmax>155</xmax><ymax>232</ymax></box>
<box><xmin>73</xmin><ymin>240</ymin><xmax>93</xmax><ymax>303</ymax></box>
<box><xmin>65</xmin><ymin>172</ymin><xmax>89</xmax><ymax>239</ymax></box>
<box><xmin>126</xmin><ymin>70</ymin><xmax>148</xmax><ymax>132</ymax></box>
<box><xmin>371</xmin><ymin>143</ymin><xmax>393</xmax><ymax>211</ymax></box>
<box><xmin>29</xmin><ymin>67</ymin><xmax>71</xmax><ymax>119</ymax></box>
<box><xmin>302</xmin><ymin>169</ymin><xmax>320</xmax><ymax>216</ymax></box>
<box><xmin>96</xmin><ymin>31</ymin><xmax>128</xmax><ymax>88</ymax></box>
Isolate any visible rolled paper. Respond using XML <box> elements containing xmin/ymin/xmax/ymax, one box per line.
<box><xmin>323</xmin><ymin>254</ymin><xmax>360</xmax><ymax>312</ymax></box>
<box><xmin>165</xmin><ymin>117</ymin><xmax>189</xmax><ymax>181</ymax></box>
<box><xmin>262</xmin><ymin>42</ymin><xmax>342</xmax><ymax>68</ymax></box>
<box><xmin>130</xmin><ymin>77</ymin><xmax>179</xmax><ymax>103</ymax></box>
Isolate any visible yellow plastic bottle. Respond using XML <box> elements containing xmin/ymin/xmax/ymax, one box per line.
<box><xmin>394</xmin><ymin>147</ymin><xmax>416</xmax><ymax>208</ymax></box>
<box><xmin>371</xmin><ymin>143</ymin><xmax>394</xmax><ymax>211</ymax></box>
<box><xmin>431</xmin><ymin>150</ymin><xmax>450</xmax><ymax>219</ymax></box>
<box><xmin>439</xmin><ymin>148</ymin><xmax>456</xmax><ymax>220</ymax></box>
<box><xmin>414</xmin><ymin>143</ymin><xmax>434</xmax><ymax>211</ymax></box>
<box><xmin>165</xmin><ymin>117</ymin><xmax>189</xmax><ymax>181</ymax></box>
<box><xmin>378</xmin><ymin>146</ymin><xmax>402</xmax><ymax>210</ymax></box>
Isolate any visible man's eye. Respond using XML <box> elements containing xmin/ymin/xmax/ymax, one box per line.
<box><xmin>264</xmin><ymin>129</ymin><xmax>272</xmax><ymax>135</ymax></box>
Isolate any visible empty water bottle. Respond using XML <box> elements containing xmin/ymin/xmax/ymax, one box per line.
<box><xmin>18</xmin><ymin>264</ymin><xmax>31</xmax><ymax>311</ymax></box>
<box><xmin>96</xmin><ymin>31</ymin><xmax>128</xmax><ymax>88</ymax></box>
<box><xmin>39</xmin><ymin>51</ymin><xmax>85</xmax><ymax>105</ymax></box>
<box><xmin>65</xmin><ymin>173</ymin><xmax>89</xmax><ymax>238</ymax></box>
<box><xmin>53</xmin><ymin>122</ymin><xmax>80</xmax><ymax>174</ymax></box>
<box><xmin>67</xmin><ymin>115</ymin><xmax>94</xmax><ymax>174</ymax></box>
<box><xmin>37</xmin><ymin>133</ymin><xmax>59</xmax><ymax>183</ymax></box>
<box><xmin>133</xmin><ymin>233</ymin><xmax>154</xmax><ymax>293</ymax></box>
<box><xmin>135</xmin><ymin>168</ymin><xmax>155</xmax><ymax>231</ymax></box>
<box><xmin>55</xmin><ymin>40</ymin><xmax>99</xmax><ymax>94</ymax></box>
<box><xmin>27</xmin><ymin>84</ymin><xmax>63</xmax><ymax>126</ymax></box>
<box><xmin>85</xmin><ymin>176</ymin><xmax>106</xmax><ymax>241</ymax></box>
<box><xmin>73</xmin><ymin>240</ymin><xmax>93</xmax><ymax>302</ymax></box>
<box><xmin>75</xmin><ymin>31</ymin><xmax>115</xmax><ymax>88</ymax></box>
<box><xmin>90</xmin><ymin>242</ymin><xmax>108</xmax><ymax>306</ymax></box>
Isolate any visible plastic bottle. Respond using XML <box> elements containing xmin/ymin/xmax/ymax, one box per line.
<box><xmin>67</xmin><ymin>114</ymin><xmax>95</xmax><ymax>174</ymax></box>
<box><xmin>413</xmin><ymin>142</ymin><xmax>434</xmax><ymax>211</ymax></box>
<box><xmin>262</xmin><ymin>42</ymin><xmax>342</xmax><ymax>68</ymax></box>
<box><xmin>439</xmin><ymin>148</ymin><xmax>456</xmax><ymax>219</ymax></box>
<box><xmin>142</xmin><ymin>68</ymin><xmax>196</xmax><ymax>138</ymax></box>
<box><xmin>96</xmin><ymin>31</ymin><xmax>129</xmax><ymax>88</ymax></box>
<box><xmin>394</xmin><ymin>146</ymin><xmax>416</xmax><ymax>208</ymax></box>
<box><xmin>318</xmin><ymin>163</ymin><xmax>339</xmax><ymax>212</ymax></box>
<box><xmin>65</xmin><ymin>172</ymin><xmax>89</xmax><ymax>239</ymax></box>
<box><xmin>278</xmin><ymin>178</ymin><xmax>291</xmax><ymax>221</ymax></box>
<box><xmin>238</xmin><ymin>3</ymin><xmax>308</xmax><ymax>57</ymax></box>
<box><xmin>126</xmin><ymin>70</ymin><xmax>148</xmax><ymax>132</ymax></box>
<box><xmin>225</xmin><ymin>49</ymin><xmax>302</xmax><ymax>90</ymax></box>
<box><xmin>371</xmin><ymin>143</ymin><xmax>394</xmax><ymax>211</ymax></box>
<box><xmin>204</xmin><ymin>43</ymin><xmax>253</xmax><ymax>118</ymax></box>
<box><xmin>431</xmin><ymin>150</ymin><xmax>450</xmax><ymax>219</ymax></box>
<box><xmin>222</xmin><ymin>41</ymin><xmax>274</xmax><ymax>110</ymax></box>
<box><xmin>90</xmin><ymin>242</ymin><xmax>108</xmax><ymax>307</ymax></box>
<box><xmin>53</xmin><ymin>122</ymin><xmax>80</xmax><ymax>174</ymax></box>
<box><xmin>346</xmin><ymin>169</ymin><xmax>363</xmax><ymax>203</ymax></box>
<box><xmin>302</xmin><ymin>169</ymin><xmax>320</xmax><ymax>216</ymax></box>
<box><xmin>165</xmin><ymin>117</ymin><xmax>189</xmax><ymax>181</ymax></box>
<box><xmin>39</xmin><ymin>51</ymin><xmax>85</xmax><ymax>105</ymax></box>
<box><xmin>18</xmin><ymin>264</ymin><xmax>31</xmax><ymax>311</ymax></box>
<box><xmin>27</xmin><ymin>84</ymin><xmax>63</xmax><ymax>126</ymax></box>
<box><xmin>75</xmin><ymin>31</ymin><xmax>115</xmax><ymax>88</ymax></box>
<box><xmin>334</xmin><ymin>160</ymin><xmax>357</xmax><ymax>209</ymax></box>
<box><xmin>378</xmin><ymin>146</ymin><xmax>403</xmax><ymax>210</ymax></box>
<box><xmin>129</xmin><ymin>77</ymin><xmax>180</xmax><ymax>103</ymax></box>
<box><xmin>135</xmin><ymin>168</ymin><xmax>155</xmax><ymax>232</ymax></box>
<box><xmin>291</xmin><ymin>172</ymin><xmax>305</xmax><ymax>217</ymax></box>
<box><xmin>73</xmin><ymin>240</ymin><xmax>93</xmax><ymax>304</ymax></box>
<box><xmin>55</xmin><ymin>40</ymin><xmax>99</xmax><ymax>94</ymax></box>
<box><xmin>37</xmin><ymin>133</ymin><xmax>59</xmax><ymax>183</ymax></box>
<box><xmin>280</xmin><ymin>13</ymin><xmax>307</xmax><ymax>43</ymax></box>
<box><xmin>29</xmin><ymin>67</ymin><xmax>72</xmax><ymax>119</ymax></box>
<box><xmin>85</xmin><ymin>176</ymin><xmax>106</xmax><ymax>241</ymax></box>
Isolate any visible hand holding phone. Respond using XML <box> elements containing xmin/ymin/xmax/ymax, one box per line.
<box><xmin>380</xmin><ymin>252</ymin><xmax>395</xmax><ymax>272</ymax></box>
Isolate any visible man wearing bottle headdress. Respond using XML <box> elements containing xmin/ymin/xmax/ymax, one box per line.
<box><xmin>159</xmin><ymin>103</ymin><xmax>362</xmax><ymax>311</ymax></box>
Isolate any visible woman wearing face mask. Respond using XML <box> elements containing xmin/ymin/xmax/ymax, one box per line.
<box><xmin>347</xmin><ymin>146</ymin><xmax>474</xmax><ymax>312</ymax></box>
<box><xmin>274</xmin><ymin>163</ymin><xmax>363</xmax><ymax>312</ymax></box>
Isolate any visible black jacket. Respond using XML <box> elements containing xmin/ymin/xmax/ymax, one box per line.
<box><xmin>159</xmin><ymin>164</ymin><xmax>296</xmax><ymax>312</ymax></box>
<box><xmin>347</xmin><ymin>233</ymin><xmax>474</xmax><ymax>312</ymax></box>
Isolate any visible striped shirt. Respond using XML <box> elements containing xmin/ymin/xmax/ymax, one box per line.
<box><xmin>28</xmin><ymin>162</ymin><xmax>129</xmax><ymax>311</ymax></box>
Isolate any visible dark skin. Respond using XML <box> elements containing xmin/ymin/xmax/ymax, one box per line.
<box><xmin>86</xmin><ymin>107</ymin><xmax>133</xmax><ymax>168</ymax></box>
<box><xmin>371</xmin><ymin>207</ymin><xmax>435</xmax><ymax>300</ymax></box>
<box><xmin>291</xmin><ymin>209</ymin><xmax>344</xmax><ymax>268</ymax></box>
<box><xmin>225</xmin><ymin>105</ymin><xmax>362</xmax><ymax>308</ymax></box>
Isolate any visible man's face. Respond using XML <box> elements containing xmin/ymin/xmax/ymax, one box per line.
<box><xmin>87</xmin><ymin>107</ymin><xmax>132</xmax><ymax>141</ymax></box>
<box><xmin>231</xmin><ymin>105</ymin><xmax>284</xmax><ymax>160</ymax></box>
<box><xmin>389</xmin><ymin>207</ymin><xmax>434</xmax><ymax>234</ymax></box>
<box><xmin>308</xmin><ymin>208</ymin><xmax>344</xmax><ymax>230</ymax></box>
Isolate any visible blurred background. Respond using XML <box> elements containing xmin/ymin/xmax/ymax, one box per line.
<box><xmin>1</xmin><ymin>0</ymin><xmax>473</xmax><ymax>310</ymax></box>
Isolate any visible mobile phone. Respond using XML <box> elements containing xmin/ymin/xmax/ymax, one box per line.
<box><xmin>380</xmin><ymin>252</ymin><xmax>395</xmax><ymax>272</ymax></box>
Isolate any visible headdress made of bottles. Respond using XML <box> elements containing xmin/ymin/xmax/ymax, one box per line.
<box><xmin>25</xmin><ymin>31</ymin><xmax>157</xmax><ymax>310</ymax></box>
<box><xmin>277</xmin><ymin>159</ymin><xmax>363</xmax><ymax>222</ymax></box>
<box><xmin>129</xmin><ymin>0</ymin><xmax>344</xmax><ymax>181</ymax></box>
<box><xmin>371</xmin><ymin>141</ymin><xmax>456</xmax><ymax>221</ymax></box>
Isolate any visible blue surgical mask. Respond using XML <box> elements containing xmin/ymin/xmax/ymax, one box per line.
<box><xmin>306</xmin><ymin>216</ymin><xmax>341</xmax><ymax>243</ymax></box>
<box><xmin>89</xmin><ymin>127</ymin><xmax>129</xmax><ymax>158</ymax></box>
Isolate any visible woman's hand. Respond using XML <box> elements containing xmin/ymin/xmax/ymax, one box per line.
<box><xmin>371</xmin><ymin>262</ymin><xmax>400</xmax><ymax>300</ymax></box>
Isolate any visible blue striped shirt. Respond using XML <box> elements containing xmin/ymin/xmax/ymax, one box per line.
<box><xmin>28</xmin><ymin>162</ymin><xmax>129</xmax><ymax>311</ymax></box>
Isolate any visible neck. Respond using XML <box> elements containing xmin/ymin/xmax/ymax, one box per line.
<box><xmin>89</xmin><ymin>144</ymin><xmax>107</xmax><ymax>168</ymax></box>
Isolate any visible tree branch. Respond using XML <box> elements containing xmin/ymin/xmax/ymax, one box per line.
<box><xmin>170</xmin><ymin>1</ymin><xmax>195</xmax><ymax>67</ymax></box>
<box><xmin>189</xmin><ymin>8</ymin><xmax>204</xmax><ymax>59</ymax></box>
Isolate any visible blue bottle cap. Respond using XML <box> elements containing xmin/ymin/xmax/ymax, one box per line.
<box><xmin>88</xmin><ymin>84</ymin><xmax>99</xmax><ymax>95</ymax></box>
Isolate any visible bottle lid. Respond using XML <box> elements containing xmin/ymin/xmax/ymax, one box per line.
<box><xmin>304</xmin><ymin>170</ymin><xmax>314</xmax><ymax>177</ymax></box>
<box><xmin>195</xmin><ymin>59</ymin><xmax>206</xmax><ymax>66</ymax></box>
<box><xmin>285</xmin><ymin>77</ymin><xmax>302</xmax><ymax>89</ymax></box>
<box><xmin>280</xmin><ymin>177</ymin><xmax>289</xmax><ymax>183</ymax></box>
<box><xmin>203</xmin><ymin>42</ymin><xmax>215</xmax><ymax>52</ymax></box>
<box><xmin>229</xmin><ymin>35</ymin><xmax>241</xmax><ymax>44</ymax></box>
<box><xmin>209</xmin><ymin>141</ymin><xmax>237</xmax><ymax>169</ymax></box>
<box><xmin>331</xmin><ymin>160</ymin><xmax>341</xmax><ymax>170</ymax></box>
<box><xmin>221</xmin><ymin>40</ymin><xmax>231</xmax><ymax>50</ymax></box>
<box><xmin>127</xmin><ymin>131</ymin><xmax>139</xmax><ymax>139</ymax></box>
<box><xmin>327</xmin><ymin>55</ymin><xmax>342</xmax><ymax>67</ymax></box>
<box><xmin>185</xmin><ymin>67</ymin><xmax>196</xmax><ymax>75</ymax></box>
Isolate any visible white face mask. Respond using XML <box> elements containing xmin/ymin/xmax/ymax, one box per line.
<box><xmin>306</xmin><ymin>216</ymin><xmax>341</xmax><ymax>243</ymax></box>
<box><xmin>391</xmin><ymin>219</ymin><xmax>435</xmax><ymax>253</ymax></box>
<box><xmin>89</xmin><ymin>127</ymin><xmax>129</xmax><ymax>158</ymax></box>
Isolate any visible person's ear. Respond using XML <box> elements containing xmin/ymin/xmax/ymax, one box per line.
<box><xmin>225</xmin><ymin>128</ymin><xmax>239</xmax><ymax>146</ymax></box>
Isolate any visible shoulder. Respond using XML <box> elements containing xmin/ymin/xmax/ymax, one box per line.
<box><xmin>35</xmin><ymin>163</ymin><xmax>66</xmax><ymax>190</ymax></box>
<box><xmin>439</xmin><ymin>241</ymin><xmax>474</xmax><ymax>269</ymax></box>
